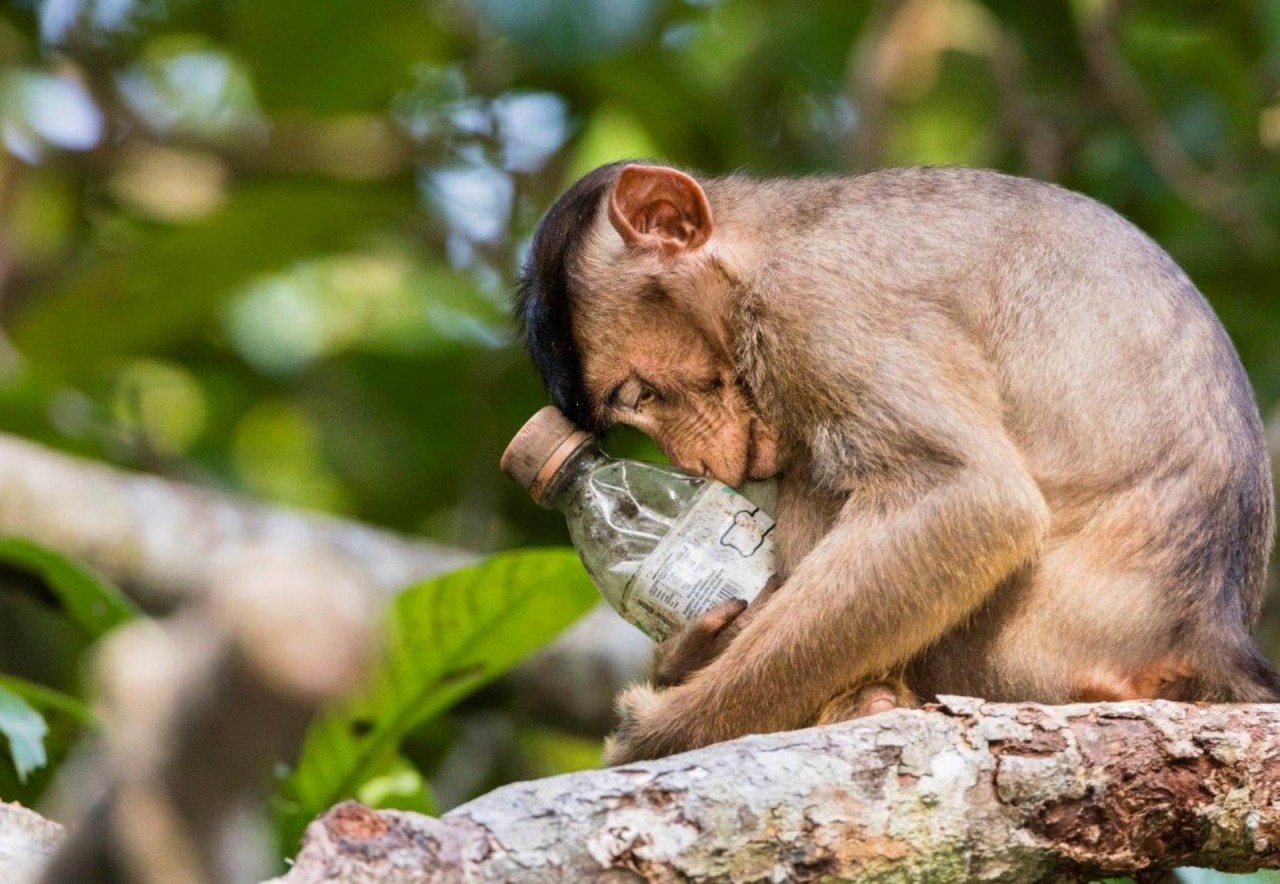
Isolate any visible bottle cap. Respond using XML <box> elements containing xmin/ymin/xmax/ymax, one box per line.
<box><xmin>501</xmin><ymin>406</ymin><xmax>593</xmax><ymax>505</ymax></box>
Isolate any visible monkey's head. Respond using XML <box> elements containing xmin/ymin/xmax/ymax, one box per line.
<box><xmin>516</xmin><ymin>162</ymin><xmax>778</xmax><ymax>487</ymax></box>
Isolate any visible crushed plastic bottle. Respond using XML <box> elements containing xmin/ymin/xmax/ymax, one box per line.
<box><xmin>501</xmin><ymin>406</ymin><xmax>776</xmax><ymax>642</ymax></box>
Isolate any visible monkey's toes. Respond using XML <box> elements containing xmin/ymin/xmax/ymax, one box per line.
<box><xmin>815</xmin><ymin>680</ymin><xmax>912</xmax><ymax>725</ymax></box>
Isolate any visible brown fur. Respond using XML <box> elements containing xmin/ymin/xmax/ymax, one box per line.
<box><xmin>528</xmin><ymin>163</ymin><xmax>1278</xmax><ymax>764</ymax></box>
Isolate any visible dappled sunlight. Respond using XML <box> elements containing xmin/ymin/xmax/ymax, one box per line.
<box><xmin>0</xmin><ymin>68</ymin><xmax>101</xmax><ymax>160</ymax></box>
<box><xmin>117</xmin><ymin>41</ymin><xmax>266</xmax><ymax>141</ymax></box>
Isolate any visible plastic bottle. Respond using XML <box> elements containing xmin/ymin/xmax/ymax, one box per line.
<box><xmin>501</xmin><ymin>406</ymin><xmax>776</xmax><ymax>642</ymax></box>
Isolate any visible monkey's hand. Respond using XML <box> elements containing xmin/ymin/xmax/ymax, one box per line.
<box><xmin>606</xmin><ymin>576</ymin><xmax>784</xmax><ymax>764</ymax></box>
<box><xmin>652</xmin><ymin>574</ymin><xmax>783</xmax><ymax>688</ymax></box>
<box><xmin>652</xmin><ymin>598</ymin><xmax>747</xmax><ymax>688</ymax></box>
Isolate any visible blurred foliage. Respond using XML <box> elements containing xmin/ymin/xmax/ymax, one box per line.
<box><xmin>1</xmin><ymin>0</ymin><xmax>1280</xmax><ymax>871</ymax></box>
<box><xmin>0</xmin><ymin>0</ymin><xmax>1273</xmax><ymax>548</ymax></box>
<box><xmin>0</xmin><ymin>682</ymin><xmax>46</xmax><ymax>782</ymax></box>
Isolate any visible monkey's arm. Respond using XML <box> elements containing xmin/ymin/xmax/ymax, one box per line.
<box><xmin>607</xmin><ymin>408</ymin><xmax>1049</xmax><ymax>763</ymax></box>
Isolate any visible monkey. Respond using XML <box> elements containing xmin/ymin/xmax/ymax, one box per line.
<box><xmin>514</xmin><ymin>160</ymin><xmax>1279</xmax><ymax>765</ymax></box>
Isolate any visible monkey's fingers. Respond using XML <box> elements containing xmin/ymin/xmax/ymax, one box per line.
<box><xmin>694</xmin><ymin>597</ymin><xmax>751</xmax><ymax>635</ymax></box>
<box><xmin>652</xmin><ymin>598</ymin><xmax>748</xmax><ymax>687</ymax></box>
<box><xmin>718</xmin><ymin>573</ymin><xmax>784</xmax><ymax>640</ymax></box>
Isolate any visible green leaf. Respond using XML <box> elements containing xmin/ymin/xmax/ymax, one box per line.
<box><xmin>279</xmin><ymin>548</ymin><xmax>596</xmax><ymax>848</ymax></box>
<box><xmin>0</xmin><ymin>537</ymin><xmax>140</xmax><ymax>637</ymax></box>
<box><xmin>0</xmin><ymin>684</ymin><xmax>48</xmax><ymax>783</ymax></box>
<box><xmin>0</xmin><ymin>675</ymin><xmax>95</xmax><ymax>805</ymax></box>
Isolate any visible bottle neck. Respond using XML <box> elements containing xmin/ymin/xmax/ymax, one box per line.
<box><xmin>541</xmin><ymin>442</ymin><xmax>607</xmax><ymax>510</ymax></box>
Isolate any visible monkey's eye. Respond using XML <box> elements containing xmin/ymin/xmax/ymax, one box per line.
<box><xmin>610</xmin><ymin>378</ymin><xmax>660</xmax><ymax>411</ymax></box>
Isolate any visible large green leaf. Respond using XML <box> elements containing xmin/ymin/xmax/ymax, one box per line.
<box><xmin>0</xmin><ymin>537</ymin><xmax>140</xmax><ymax>637</ymax></box>
<box><xmin>0</xmin><ymin>684</ymin><xmax>48</xmax><ymax>783</ymax></box>
<box><xmin>279</xmin><ymin>548</ymin><xmax>597</xmax><ymax>847</ymax></box>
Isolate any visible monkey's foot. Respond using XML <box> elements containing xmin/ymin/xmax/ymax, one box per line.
<box><xmin>605</xmin><ymin>680</ymin><xmax>739</xmax><ymax>765</ymax></box>
<box><xmin>814</xmin><ymin>680</ymin><xmax>917</xmax><ymax>725</ymax></box>
<box><xmin>1068</xmin><ymin>658</ymin><xmax>1196</xmax><ymax>702</ymax></box>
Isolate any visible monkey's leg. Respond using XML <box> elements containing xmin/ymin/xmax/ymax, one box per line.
<box><xmin>653</xmin><ymin>582</ymin><xmax>917</xmax><ymax>724</ymax></box>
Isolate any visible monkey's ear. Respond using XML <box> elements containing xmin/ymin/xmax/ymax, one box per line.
<box><xmin>608</xmin><ymin>165</ymin><xmax>713</xmax><ymax>254</ymax></box>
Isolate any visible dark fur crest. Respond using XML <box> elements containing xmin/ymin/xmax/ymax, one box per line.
<box><xmin>515</xmin><ymin>161</ymin><xmax>630</xmax><ymax>432</ymax></box>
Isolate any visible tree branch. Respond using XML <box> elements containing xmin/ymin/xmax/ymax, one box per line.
<box><xmin>0</xmin><ymin>432</ymin><xmax>646</xmax><ymax>725</ymax></box>
<box><xmin>277</xmin><ymin>698</ymin><xmax>1280</xmax><ymax>882</ymax></box>
<box><xmin>0</xmin><ymin>433</ymin><xmax>473</xmax><ymax>605</ymax></box>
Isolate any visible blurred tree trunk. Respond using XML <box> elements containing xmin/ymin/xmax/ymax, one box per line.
<box><xmin>0</xmin><ymin>432</ymin><xmax>646</xmax><ymax>730</ymax></box>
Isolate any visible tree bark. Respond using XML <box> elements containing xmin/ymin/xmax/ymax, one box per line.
<box><xmin>0</xmin><ymin>801</ymin><xmax>63</xmax><ymax>884</ymax></box>
<box><xmin>276</xmin><ymin>698</ymin><xmax>1280</xmax><ymax>883</ymax></box>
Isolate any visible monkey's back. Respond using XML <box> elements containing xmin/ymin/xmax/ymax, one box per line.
<box><xmin>983</xmin><ymin>176</ymin><xmax>1268</xmax><ymax>609</ymax></box>
<box><xmin>738</xmin><ymin>167</ymin><xmax>1276</xmax><ymax>700</ymax></box>
<box><xmin>987</xmin><ymin>174</ymin><xmax>1272</xmax><ymax>696</ymax></box>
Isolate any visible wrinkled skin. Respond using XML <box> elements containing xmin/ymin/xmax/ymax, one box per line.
<box><xmin>582</xmin><ymin>310</ymin><xmax>779</xmax><ymax>488</ymax></box>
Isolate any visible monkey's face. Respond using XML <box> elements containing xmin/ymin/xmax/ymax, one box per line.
<box><xmin>581</xmin><ymin>306</ymin><xmax>779</xmax><ymax>487</ymax></box>
<box><xmin>562</xmin><ymin>163</ymin><xmax>779</xmax><ymax>487</ymax></box>
<box><xmin>520</xmin><ymin>162</ymin><xmax>779</xmax><ymax>486</ymax></box>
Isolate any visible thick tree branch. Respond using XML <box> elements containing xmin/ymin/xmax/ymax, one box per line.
<box><xmin>277</xmin><ymin>698</ymin><xmax>1280</xmax><ymax>883</ymax></box>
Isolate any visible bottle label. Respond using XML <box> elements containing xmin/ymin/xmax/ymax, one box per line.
<box><xmin>620</xmin><ymin>486</ymin><xmax>776</xmax><ymax>642</ymax></box>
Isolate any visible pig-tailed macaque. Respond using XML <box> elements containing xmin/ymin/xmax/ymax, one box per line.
<box><xmin>515</xmin><ymin>161</ymin><xmax>1278</xmax><ymax>764</ymax></box>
